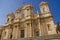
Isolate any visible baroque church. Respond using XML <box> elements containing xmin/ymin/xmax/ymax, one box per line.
<box><xmin>0</xmin><ymin>1</ymin><xmax>57</xmax><ymax>39</ymax></box>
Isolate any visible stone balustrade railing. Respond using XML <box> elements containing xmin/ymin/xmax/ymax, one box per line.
<box><xmin>1</xmin><ymin>34</ymin><xmax>60</xmax><ymax>40</ymax></box>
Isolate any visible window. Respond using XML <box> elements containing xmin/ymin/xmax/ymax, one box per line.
<box><xmin>43</xmin><ymin>7</ymin><xmax>45</xmax><ymax>12</ymax></box>
<box><xmin>47</xmin><ymin>24</ymin><xmax>51</xmax><ymax>31</ymax></box>
<box><xmin>15</xmin><ymin>25</ymin><xmax>17</xmax><ymax>28</ymax></box>
<box><xmin>21</xmin><ymin>13</ymin><xmax>24</xmax><ymax>19</ymax></box>
<box><xmin>35</xmin><ymin>31</ymin><xmax>39</xmax><ymax>36</ymax></box>
<box><xmin>7</xmin><ymin>18</ymin><xmax>9</xmax><ymax>22</ymax></box>
<box><xmin>10</xmin><ymin>34</ymin><xmax>12</xmax><ymax>39</ymax></box>
<box><xmin>20</xmin><ymin>30</ymin><xmax>24</xmax><ymax>38</ymax></box>
<box><xmin>27</xmin><ymin>23</ymin><xmax>30</xmax><ymax>26</ymax></box>
<box><xmin>27</xmin><ymin>9</ymin><xmax>29</xmax><ymax>11</ymax></box>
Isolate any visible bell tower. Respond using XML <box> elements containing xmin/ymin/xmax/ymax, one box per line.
<box><xmin>39</xmin><ymin>1</ymin><xmax>56</xmax><ymax>35</ymax></box>
<box><xmin>6</xmin><ymin>12</ymin><xmax>15</xmax><ymax>24</ymax></box>
<box><xmin>40</xmin><ymin>1</ymin><xmax>50</xmax><ymax>13</ymax></box>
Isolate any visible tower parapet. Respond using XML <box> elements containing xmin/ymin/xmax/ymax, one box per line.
<box><xmin>39</xmin><ymin>2</ymin><xmax>50</xmax><ymax>14</ymax></box>
<box><xmin>6</xmin><ymin>12</ymin><xmax>15</xmax><ymax>25</ymax></box>
<box><xmin>39</xmin><ymin>1</ymin><xmax>56</xmax><ymax>35</ymax></box>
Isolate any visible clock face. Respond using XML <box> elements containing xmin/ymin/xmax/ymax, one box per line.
<box><xmin>21</xmin><ymin>13</ymin><xmax>24</xmax><ymax>19</ymax></box>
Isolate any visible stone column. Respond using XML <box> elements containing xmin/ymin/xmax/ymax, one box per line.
<box><xmin>39</xmin><ymin>19</ymin><xmax>48</xmax><ymax>36</ymax></box>
<box><xmin>17</xmin><ymin>27</ymin><xmax>19</xmax><ymax>39</ymax></box>
<box><xmin>24</xmin><ymin>27</ymin><xmax>27</xmax><ymax>38</ymax></box>
<box><xmin>27</xmin><ymin>23</ymin><xmax>32</xmax><ymax>37</ymax></box>
<box><xmin>12</xmin><ymin>25</ymin><xmax>20</xmax><ymax>39</ymax></box>
<box><xmin>2</xmin><ymin>29</ymin><xmax>9</xmax><ymax>39</ymax></box>
<box><xmin>8</xmin><ymin>28</ymin><xmax>12</xmax><ymax>39</ymax></box>
<box><xmin>38</xmin><ymin>19</ymin><xmax>42</xmax><ymax>36</ymax></box>
<box><xmin>12</xmin><ymin>25</ymin><xmax>19</xmax><ymax>39</ymax></box>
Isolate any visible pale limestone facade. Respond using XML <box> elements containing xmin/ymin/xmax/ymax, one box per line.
<box><xmin>0</xmin><ymin>2</ymin><xmax>56</xmax><ymax>39</ymax></box>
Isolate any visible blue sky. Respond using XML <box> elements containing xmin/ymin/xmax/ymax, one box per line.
<box><xmin>0</xmin><ymin>0</ymin><xmax>60</xmax><ymax>26</ymax></box>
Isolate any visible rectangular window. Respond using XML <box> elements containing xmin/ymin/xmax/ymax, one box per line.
<box><xmin>47</xmin><ymin>24</ymin><xmax>51</xmax><ymax>31</ymax></box>
<box><xmin>20</xmin><ymin>30</ymin><xmax>24</xmax><ymax>38</ymax></box>
<box><xmin>35</xmin><ymin>31</ymin><xmax>39</xmax><ymax>36</ymax></box>
<box><xmin>10</xmin><ymin>34</ymin><xmax>12</xmax><ymax>39</ymax></box>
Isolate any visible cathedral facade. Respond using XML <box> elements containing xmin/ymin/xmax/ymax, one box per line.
<box><xmin>0</xmin><ymin>1</ymin><xmax>56</xmax><ymax>39</ymax></box>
